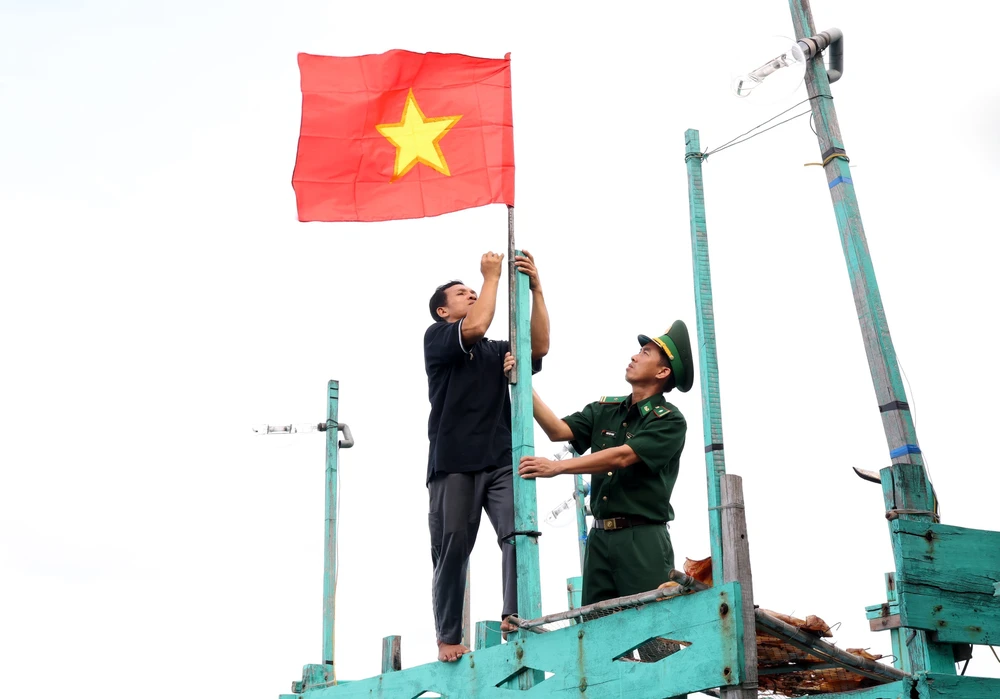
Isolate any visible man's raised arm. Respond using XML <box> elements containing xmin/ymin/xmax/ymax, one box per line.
<box><xmin>461</xmin><ymin>252</ymin><xmax>503</xmax><ymax>346</ymax></box>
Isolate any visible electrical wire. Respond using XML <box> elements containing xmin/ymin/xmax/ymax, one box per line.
<box><xmin>702</xmin><ymin>94</ymin><xmax>833</xmax><ymax>158</ymax></box>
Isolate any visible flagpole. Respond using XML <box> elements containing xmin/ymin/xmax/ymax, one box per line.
<box><xmin>507</xmin><ymin>205</ymin><xmax>518</xmax><ymax>385</ymax></box>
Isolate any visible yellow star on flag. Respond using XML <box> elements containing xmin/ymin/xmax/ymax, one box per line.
<box><xmin>376</xmin><ymin>89</ymin><xmax>462</xmax><ymax>182</ymax></box>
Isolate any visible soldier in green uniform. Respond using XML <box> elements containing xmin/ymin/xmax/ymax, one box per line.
<box><xmin>513</xmin><ymin>321</ymin><xmax>692</xmax><ymax>607</ymax></box>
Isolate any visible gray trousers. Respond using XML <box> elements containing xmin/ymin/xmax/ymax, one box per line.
<box><xmin>428</xmin><ymin>466</ymin><xmax>517</xmax><ymax>645</ymax></box>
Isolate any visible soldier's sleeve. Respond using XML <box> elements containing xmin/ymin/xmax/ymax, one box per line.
<box><xmin>627</xmin><ymin>410</ymin><xmax>687</xmax><ymax>473</ymax></box>
<box><xmin>561</xmin><ymin>402</ymin><xmax>597</xmax><ymax>455</ymax></box>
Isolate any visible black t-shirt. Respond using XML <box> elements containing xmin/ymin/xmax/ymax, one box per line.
<box><xmin>423</xmin><ymin>319</ymin><xmax>540</xmax><ymax>484</ymax></box>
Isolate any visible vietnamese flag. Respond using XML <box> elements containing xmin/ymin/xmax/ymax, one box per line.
<box><xmin>292</xmin><ymin>50</ymin><xmax>514</xmax><ymax>222</ymax></box>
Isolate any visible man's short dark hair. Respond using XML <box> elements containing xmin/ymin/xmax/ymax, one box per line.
<box><xmin>429</xmin><ymin>281</ymin><xmax>464</xmax><ymax>322</ymax></box>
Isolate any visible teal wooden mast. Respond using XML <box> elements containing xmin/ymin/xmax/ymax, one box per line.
<box><xmin>786</xmin><ymin>0</ymin><xmax>952</xmax><ymax>675</ymax></box>
<box><xmin>505</xmin><ymin>204</ymin><xmax>544</xmax><ymax>688</ymax></box>
<box><xmin>684</xmin><ymin>129</ymin><xmax>727</xmax><ymax>586</ymax></box>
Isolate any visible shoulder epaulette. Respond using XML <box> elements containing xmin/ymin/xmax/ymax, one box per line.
<box><xmin>599</xmin><ymin>395</ymin><xmax>627</xmax><ymax>404</ymax></box>
<box><xmin>652</xmin><ymin>405</ymin><xmax>672</xmax><ymax>418</ymax></box>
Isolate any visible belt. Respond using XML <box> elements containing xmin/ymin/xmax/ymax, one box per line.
<box><xmin>593</xmin><ymin>515</ymin><xmax>666</xmax><ymax>531</ymax></box>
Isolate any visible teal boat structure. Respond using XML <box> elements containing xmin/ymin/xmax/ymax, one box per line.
<box><xmin>266</xmin><ymin>1</ymin><xmax>1000</xmax><ymax>696</ymax></box>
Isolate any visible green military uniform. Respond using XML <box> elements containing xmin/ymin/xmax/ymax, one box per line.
<box><xmin>562</xmin><ymin>320</ymin><xmax>694</xmax><ymax>608</ymax></box>
<box><xmin>563</xmin><ymin>393</ymin><xmax>686</xmax><ymax>605</ymax></box>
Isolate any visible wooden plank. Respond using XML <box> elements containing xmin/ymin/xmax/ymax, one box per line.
<box><xmin>800</xmin><ymin>681</ymin><xmax>910</xmax><ymax>698</ymax></box>
<box><xmin>381</xmin><ymin>636</ymin><xmax>401</xmax><ymax>674</ymax></box>
<box><xmin>684</xmin><ymin>128</ymin><xmax>726</xmax><ymax>584</ymax></box>
<box><xmin>885</xmin><ymin>573</ymin><xmax>906</xmax><ymax>673</ymax></box>
<box><xmin>300</xmin><ymin>584</ymin><xmax>745</xmax><ymax>699</ymax></box>
<box><xmin>720</xmin><ymin>475</ymin><xmax>756</xmax><ymax>699</ymax></box>
<box><xmin>891</xmin><ymin>519</ymin><xmax>1000</xmax><ymax>644</ymax></box>
<box><xmin>917</xmin><ymin>673</ymin><xmax>1000</xmax><ymax>698</ymax></box>
<box><xmin>475</xmin><ymin>620</ymin><xmax>501</xmax><ymax>650</ymax></box>
<box><xmin>566</xmin><ymin>575</ymin><xmax>582</xmax><ymax>615</ymax></box>
<box><xmin>869</xmin><ymin>614</ymin><xmax>902</xmax><ymax>632</ymax></box>
<box><xmin>461</xmin><ymin>569</ymin><xmax>471</xmax><ymax>649</ymax></box>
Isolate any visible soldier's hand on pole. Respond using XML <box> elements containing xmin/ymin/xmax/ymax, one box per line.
<box><xmin>481</xmin><ymin>251</ymin><xmax>504</xmax><ymax>281</ymax></box>
<box><xmin>518</xmin><ymin>454</ymin><xmax>561</xmax><ymax>479</ymax></box>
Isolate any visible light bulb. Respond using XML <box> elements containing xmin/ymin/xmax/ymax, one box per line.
<box><xmin>728</xmin><ymin>35</ymin><xmax>807</xmax><ymax>104</ymax></box>
<box><xmin>544</xmin><ymin>499</ymin><xmax>574</xmax><ymax>528</ymax></box>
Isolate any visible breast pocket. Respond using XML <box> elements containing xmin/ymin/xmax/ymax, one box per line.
<box><xmin>596</xmin><ymin>429</ymin><xmax>617</xmax><ymax>450</ymax></box>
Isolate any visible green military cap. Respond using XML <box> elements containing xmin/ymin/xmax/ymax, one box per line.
<box><xmin>638</xmin><ymin>320</ymin><xmax>694</xmax><ymax>393</ymax></box>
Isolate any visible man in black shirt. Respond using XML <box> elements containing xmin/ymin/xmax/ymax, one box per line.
<box><xmin>424</xmin><ymin>250</ymin><xmax>550</xmax><ymax>662</ymax></box>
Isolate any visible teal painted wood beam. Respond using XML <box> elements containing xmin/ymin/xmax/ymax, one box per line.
<box><xmin>510</xmin><ymin>247</ymin><xmax>543</xmax><ymax>688</ymax></box>
<box><xmin>785</xmin><ymin>3</ymin><xmax>931</xmax><ymax>490</ymax></box>
<box><xmin>289</xmin><ymin>584</ymin><xmax>745</xmax><ymax>699</ymax></box>
<box><xmin>566</xmin><ymin>575</ymin><xmax>582</xmax><ymax>614</ymax></box>
<box><xmin>787</xmin><ymin>0</ymin><xmax>948</xmax><ymax>676</ymax></box>
<box><xmin>475</xmin><ymin>620</ymin><xmax>501</xmax><ymax>650</ymax></box>
<box><xmin>685</xmin><ymin>129</ymin><xmax>726</xmax><ymax>585</ymax></box>
<box><xmin>322</xmin><ymin>380</ymin><xmax>339</xmax><ymax>680</ymax></box>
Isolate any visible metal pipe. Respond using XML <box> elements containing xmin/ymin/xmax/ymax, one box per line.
<box><xmin>755</xmin><ymin>609</ymin><xmax>909</xmax><ymax>684</ymax></box>
<box><xmin>797</xmin><ymin>28</ymin><xmax>844</xmax><ymax>83</ymax></box>
<box><xmin>515</xmin><ymin>572</ymin><xmax>699</xmax><ymax>630</ymax></box>
<box><xmin>668</xmin><ymin>569</ymin><xmax>711</xmax><ymax>591</ymax></box>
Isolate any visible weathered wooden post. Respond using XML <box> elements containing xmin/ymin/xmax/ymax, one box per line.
<box><xmin>380</xmin><ymin>636</ymin><xmax>401</xmax><ymax>674</ymax></box>
<box><xmin>720</xmin><ymin>475</ymin><xmax>758</xmax><ymax>697</ymax></box>
<box><xmin>462</xmin><ymin>571</ymin><xmax>471</xmax><ymax>649</ymax></box>
<box><xmin>787</xmin><ymin>0</ymin><xmax>954</xmax><ymax>675</ymax></box>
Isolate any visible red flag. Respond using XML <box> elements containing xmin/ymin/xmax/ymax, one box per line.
<box><xmin>292</xmin><ymin>50</ymin><xmax>514</xmax><ymax>222</ymax></box>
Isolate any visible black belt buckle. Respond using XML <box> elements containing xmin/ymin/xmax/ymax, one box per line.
<box><xmin>601</xmin><ymin>517</ymin><xmax>627</xmax><ymax>531</ymax></box>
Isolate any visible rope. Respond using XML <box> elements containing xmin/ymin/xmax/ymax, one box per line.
<box><xmin>885</xmin><ymin>508</ymin><xmax>940</xmax><ymax>523</ymax></box>
<box><xmin>804</xmin><ymin>153</ymin><xmax>851</xmax><ymax>167</ymax></box>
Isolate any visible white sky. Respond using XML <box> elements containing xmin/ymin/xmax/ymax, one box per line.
<box><xmin>3</xmin><ymin>1</ymin><xmax>1000</xmax><ymax>697</ymax></box>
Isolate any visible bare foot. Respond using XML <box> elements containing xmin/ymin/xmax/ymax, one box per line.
<box><xmin>501</xmin><ymin>616</ymin><xmax>517</xmax><ymax>640</ymax></box>
<box><xmin>437</xmin><ymin>640</ymin><xmax>470</xmax><ymax>662</ymax></box>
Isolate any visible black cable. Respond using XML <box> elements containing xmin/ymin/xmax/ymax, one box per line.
<box><xmin>704</xmin><ymin>94</ymin><xmax>833</xmax><ymax>158</ymax></box>
<box><xmin>706</xmin><ymin>110</ymin><xmax>812</xmax><ymax>157</ymax></box>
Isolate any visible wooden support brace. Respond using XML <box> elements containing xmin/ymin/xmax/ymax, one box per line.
<box><xmin>475</xmin><ymin>621</ymin><xmax>501</xmax><ymax>650</ymax></box>
<box><xmin>380</xmin><ymin>636</ymin><xmax>401</xmax><ymax>674</ymax></box>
